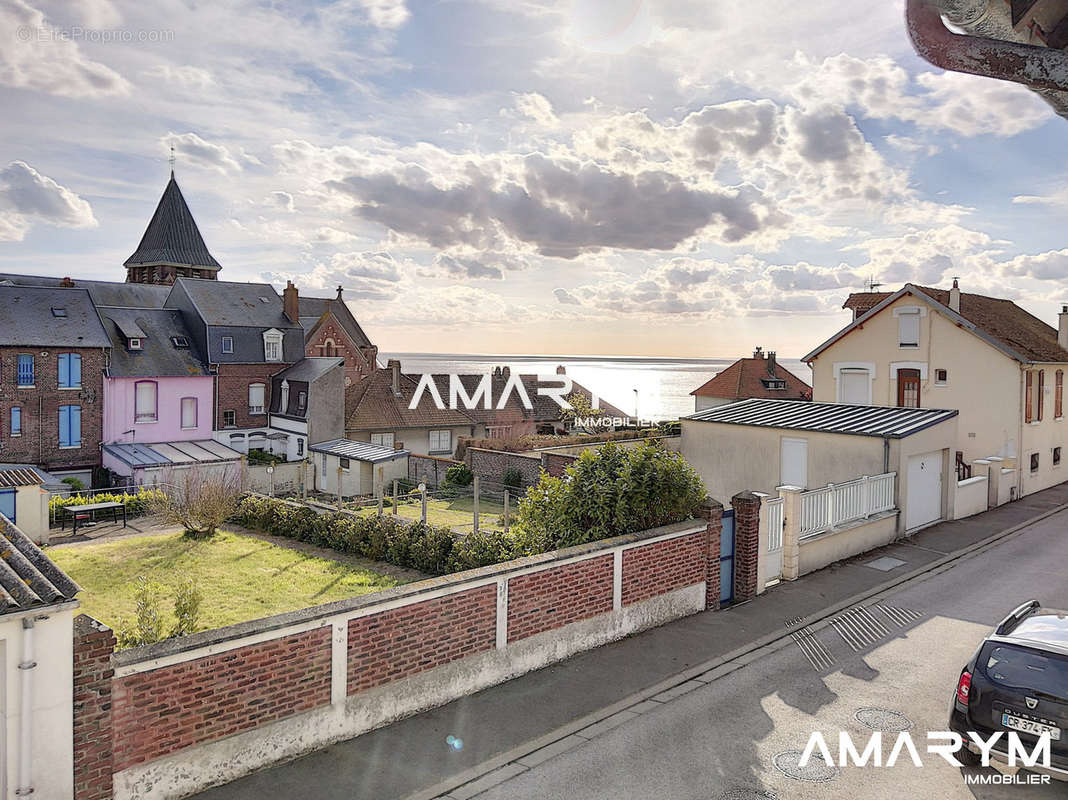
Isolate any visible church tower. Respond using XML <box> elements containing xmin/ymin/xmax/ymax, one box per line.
<box><xmin>123</xmin><ymin>172</ymin><xmax>221</xmax><ymax>284</ymax></box>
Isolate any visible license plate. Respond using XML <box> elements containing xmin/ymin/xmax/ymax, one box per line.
<box><xmin>1002</xmin><ymin>713</ymin><xmax>1062</xmax><ymax>741</ymax></box>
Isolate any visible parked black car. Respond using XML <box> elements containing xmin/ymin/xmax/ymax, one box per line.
<box><xmin>949</xmin><ymin>600</ymin><xmax>1068</xmax><ymax>776</ymax></box>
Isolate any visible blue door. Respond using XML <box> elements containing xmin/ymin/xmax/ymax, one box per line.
<box><xmin>0</xmin><ymin>489</ymin><xmax>14</xmax><ymax>524</ymax></box>
<box><xmin>720</xmin><ymin>509</ymin><xmax>735</xmax><ymax>605</ymax></box>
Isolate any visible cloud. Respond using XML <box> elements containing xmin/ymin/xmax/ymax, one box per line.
<box><xmin>0</xmin><ymin>0</ymin><xmax>129</xmax><ymax>97</ymax></box>
<box><xmin>0</xmin><ymin>160</ymin><xmax>96</xmax><ymax>241</ymax></box>
<box><xmin>270</xmin><ymin>190</ymin><xmax>295</xmax><ymax>212</ymax></box>
<box><xmin>143</xmin><ymin>64</ymin><xmax>214</xmax><ymax>89</ymax></box>
<box><xmin>161</xmin><ymin>132</ymin><xmax>242</xmax><ymax>174</ymax></box>
<box><xmin>351</xmin><ymin>0</ymin><xmax>410</xmax><ymax>29</ymax></box>
<box><xmin>1000</xmin><ymin>249</ymin><xmax>1068</xmax><ymax>281</ymax></box>
<box><xmin>512</xmin><ymin>92</ymin><xmax>558</xmax><ymax>126</ymax></box>
<box><xmin>553</xmin><ymin>287</ymin><xmax>581</xmax><ymax>305</ymax></box>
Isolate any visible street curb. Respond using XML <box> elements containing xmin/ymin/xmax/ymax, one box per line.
<box><xmin>408</xmin><ymin>498</ymin><xmax>1068</xmax><ymax>800</ymax></box>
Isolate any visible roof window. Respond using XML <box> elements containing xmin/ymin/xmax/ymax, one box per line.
<box><xmin>51</xmin><ymin>307</ymin><xmax>67</xmax><ymax>317</ymax></box>
<box><xmin>171</xmin><ymin>336</ymin><xmax>189</xmax><ymax>348</ymax></box>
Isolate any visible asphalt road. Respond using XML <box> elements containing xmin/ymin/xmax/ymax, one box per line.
<box><xmin>473</xmin><ymin>510</ymin><xmax>1068</xmax><ymax>800</ymax></box>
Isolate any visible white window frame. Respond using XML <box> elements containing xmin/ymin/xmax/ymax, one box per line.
<box><xmin>248</xmin><ymin>383</ymin><xmax>266</xmax><ymax>415</ymax></box>
<box><xmin>180</xmin><ymin>397</ymin><xmax>197</xmax><ymax>430</ymax></box>
<box><xmin>833</xmin><ymin>362</ymin><xmax>875</xmax><ymax>405</ymax></box>
<box><xmin>262</xmin><ymin>328</ymin><xmax>283</xmax><ymax>362</ymax></box>
<box><xmin>221</xmin><ymin>336</ymin><xmax>234</xmax><ymax>354</ymax></box>
<box><xmin>279</xmin><ymin>379</ymin><xmax>289</xmax><ymax>414</ymax></box>
<box><xmin>428</xmin><ymin>429</ymin><xmax>452</xmax><ymax>454</ymax></box>
<box><xmin>134</xmin><ymin>380</ymin><xmax>158</xmax><ymax>423</ymax></box>
<box><xmin>370</xmin><ymin>432</ymin><xmax>395</xmax><ymax>448</ymax></box>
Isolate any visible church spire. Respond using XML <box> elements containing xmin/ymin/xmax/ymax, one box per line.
<box><xmin>124</xmin><ymin>173</ymin><xmax>221</xmax><ymax>285</ymax></box>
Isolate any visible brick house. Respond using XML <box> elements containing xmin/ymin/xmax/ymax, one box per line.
<box><xmin>690</xmin><ymin>347</ymin><xmax>812</xmax><ymax>412</ymax></box>
<box><xmin>0</xmin><ymin>286</ymin><xmax>110</xmax><ymax>486</ymax></box>
<box><xmin>296</xmin><ymin>285</ymin><xmax>379</xmax><ymax>386</ymax></box>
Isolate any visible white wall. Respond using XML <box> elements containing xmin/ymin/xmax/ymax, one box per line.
<box><xmin>0</xmin><ymin>607</ymin><xmax>75</xmax><ymax>799</ymax></box>
<box><xmin>11</xmin><ymin>487</ymin><xmax>48</xmax><ymax>544</ymax></box>
<box><xmin>953</xmin><ymin>475</ymin><xmax>988</xmax><ymax>520</ymax></box>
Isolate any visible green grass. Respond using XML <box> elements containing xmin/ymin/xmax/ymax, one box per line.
<box><xmin>49</xmin><ymin>530</ymin><xmax>403</xmax><ymax>632</ymax></box>
<box><xmin>356</xmin><ymin>495</ymin><xmax>509</xmax><ymax>531</ymax></box>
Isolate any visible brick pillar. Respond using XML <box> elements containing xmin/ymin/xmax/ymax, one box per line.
<box><xmin>696</xmin><ymin>497</ymin><xmax>723</xmax><ymax>610</ymax></box>
<box><xmin>731</xmin><ymin>491</ymin><xmax>761</xmax><ymax>602</ymax></box>
<box><xmin>73</xmin><ymin>614</ymin><xmax>115</xmax><ymax>800</ymax></box>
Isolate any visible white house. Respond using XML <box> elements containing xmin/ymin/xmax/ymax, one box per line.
<box><xmin>310</xmin><ymin>439</ymin><xmax>409</xmax><ymax>498</ymax></box>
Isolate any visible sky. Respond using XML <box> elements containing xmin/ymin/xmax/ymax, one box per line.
<box><xmin>2</xmin><ymin>0</ymin><xmax>1068</xmax><ymax>359</ymax></box>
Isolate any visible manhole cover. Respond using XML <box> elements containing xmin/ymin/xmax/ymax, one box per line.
<box><xmin>772</xmin><ymin>750</ymin><xmax>840</xmax><ymax>783</ymax></box>
<box><xmin>713</xmin><ymin>790</ymin><xmax>778</xmax><ymax>800</ymax></box>
<box><xmin>854</xmin><ymin>707</ymin><xmax>913</xmax><ymax>732</ymax></box>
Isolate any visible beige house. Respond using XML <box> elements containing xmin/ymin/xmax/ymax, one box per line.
<box><xmin>803</xmin><ymin>281</ymin><xmax>1068</xmax><ymax>499</ymax></box>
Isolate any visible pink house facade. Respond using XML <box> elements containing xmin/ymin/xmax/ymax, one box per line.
<box><xmin>102</xmin><ymin>376</ymin><xmax>214</xmax><ymax>444</ymax></box>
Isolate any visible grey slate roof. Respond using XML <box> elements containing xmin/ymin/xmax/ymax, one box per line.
<box><xmin>103</xmin><ymin>439</ymin><xmax>242</xmax><ymax>468</ymax></box>
<box><xmin>300</xmin><ymin>294</ymin><xmax>374</xmax><ymax>348</ymax></box>
<box><xmin>686</xmin><ymin>398</ymin><xmax>958</xmax><ymax>438</ymax></box>
<box><xmin>0</xmin><ymin>513</ymin><xmax>79</xmax><ymax>615</ymax></box>
<box><xmin>124</xmin><ymin>175</ymin><xmax>221</xmax><ymax>271</ymax></box>
<box><xmin>0</xmin><ymin>273</ymin><xmax>169</xmax><ymax>308</ymax></box>
<box><xmin>275</xmin><ymin>357</ymin><xmax>344</xmax><ymax>383</ymax></box>
<box><xmin>0</xmin><ymin>286</ymin><xmax>110</xmax><ymax>348</ymax></box>
<box><xmin>172</xmin><ymin>278</ymin><xmax>300</xmax><ymax>328</ymax></box>
<box><xmin>309</xmin><ymin>439</ymin><xmax>409</xmax><ymax>463</ymax></box>
<box><xmin>97</xmin><ymin>307</ymin><xmax>209</xmax><ymax>377</ymax></box>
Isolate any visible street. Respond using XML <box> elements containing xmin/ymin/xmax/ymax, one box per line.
<box><xmin>471</xmin><ymin>511</ymin><xmax>1068</xmax><ymax>800</ymax></box>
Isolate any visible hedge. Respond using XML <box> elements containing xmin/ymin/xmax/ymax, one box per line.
<box><xmin>50</xmin><ymin>488</ymin><xmax>167</xmax><ymax>521</ymax></box>
<box><xmin>235</xmin><ymin>496</ymin><xmax>516</xmax><ymax>576</ymax></box>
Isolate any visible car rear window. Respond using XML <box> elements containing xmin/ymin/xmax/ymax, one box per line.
<box><xmin>983</xmin><ymin>644</ymin><xmax>1068</xmax><ymax>697</ymax></box>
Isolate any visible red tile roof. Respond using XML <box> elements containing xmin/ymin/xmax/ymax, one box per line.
<box><xmin>690</xmin><ymin>356</ymin><xmax>811</xmax><ymax>402</ymax></box>
<box><xmin>842</xmin><ymin>286</ymin><xmax>1068</xmax><ymax>363</ymax></box>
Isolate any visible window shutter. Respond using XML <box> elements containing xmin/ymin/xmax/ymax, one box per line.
<box><xmin>898</xmin><ymin>312</ymin><xmax>920</xmax><ymax>346</ymax></box>
<box><xmin>839</xmin><ymin>369</ymin><xmax>870</xmax><ymax>404</ymax></box>
<box><xmin>71</xmin><ymin>405</ymin><xmax>81</xmax><ymax>446</ymax></box>
<box><xmin>1025</xmin><ymin>371</ymin><xmax>1033</xmax><ymax>423</ymax></box>
<box><xmin>1057</xmin><ymin>371</ymin><xmax>1063</xmax><ymax>419</ymax></box>
<box><xmin>58</xmin><ymin>354</ymin><xmax>68</xmax><ymax>388</ymax></box>
<box><xmin>1038</xmin><ymin>370</ymin><xmax>1045</xmax><ymax>421</ymax></box>
<box><xmin>71</xmin><ymin>354</ymin><xmax>81</xmax><ymax>388</ymax></box>
<box><xmin>59</xmin><ymin>406</ymin><xmax>69</xmax><ymax>447</ymax></box>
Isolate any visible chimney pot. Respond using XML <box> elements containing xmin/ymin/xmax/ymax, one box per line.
<box><xmin>556</xmin><ymin>365</ymin><xmax>566</xmax><ymax>375</ymax></box>
<box><xmin>1059</xmin><ymin>306</ymin><xmax>1068</xmax><ymax>351</ymax></box>
<box><xmin>753</xmin><ymin>346</ymin><xmax>763</xmax><ymax>359</ymax></box>
<box><xmin>767</xmin><ymin>350</ymin><xmax>777</xmax><ymax>376</ymax></box>
<box><xmin>283</xmin><ymin>280</ymin><xmax>299</xmax><ymax>323</ymax></box>
<box><xmin>949</xmin><ymin>278</ymin><xmax>961</xmax><ymax>313</ymax></box>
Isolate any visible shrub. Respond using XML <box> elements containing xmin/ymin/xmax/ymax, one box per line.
<box><xmin>247</xmin><ymin>449</ymin><xmax>284</xmax><ymax>466</ymax></box>
<box><xmin>61</xmin><ymin>476</ymin><xmax>85</xmax><ymax>492</ymax></box>
<box><xmin>443</xmin><ymin>463</ymin><xmax>473</xmax><ymax>488</ymax></box>
<box><xmin>116</xmin><ymin>577</ymin><xmax>164</xmax><ymax>649</ymax></box>
<box><xmin>501</xmin><ymin>467</ymin><xmax>523</xmax><ymax>489</ymax></box>
<box><xmin>150</xmin><ymin>466</ymin><xmax>245</xmax><ymax>539</ymax></box>
<box><xmin>406</xmin><ymin>522</ymin><xmax>455</xmax><ymax>574</ymax></box>
<box><xmin>511</xmin><ymin>441</ymin><xmax>705</xmax><ymax>554</ymax></box>
<box><xmin>51</xmin><ymin>487</ymin><xmax>167</xmax><ymax>520</ymax></box>
<box><xmin>448</xmin><ymin>529</ymin><xmax>516</xmax><ymax>572</ymax></box>
<box><xmin>170</xmin><ymin>579</ymin><xmax>202</xmax><ymax>638</ymax></box>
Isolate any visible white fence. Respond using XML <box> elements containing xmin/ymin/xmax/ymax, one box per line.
<box><xmin>799</xmin><ymin>472</ymin><xmax>896</xmax><ymax>539</ymax></box>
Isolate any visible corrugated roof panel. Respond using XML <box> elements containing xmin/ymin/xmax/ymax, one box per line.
<box><xmin>687</xmin><ymin>398</ymin><xmax>958</xmax><ymax>438</ymax></box>
<box><xmin>309</xmin><ymin>438</ymin><xmax>410</xmax><ymax>463</ymax></box>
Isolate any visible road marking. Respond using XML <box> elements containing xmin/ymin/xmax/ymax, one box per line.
<box><xmin>874</xmin><ymin>603</ymin><xmax>924</xmax><ymax>626</ymax></box>
<box><xmin>829</xmin><ymin>605</ymin><xmax>893</xmax><ymax>652</ymax></box>
<box><xmin>789</xmin><ymin>626</ymin><xmax>835</xmax><ymax>670</ymax></box>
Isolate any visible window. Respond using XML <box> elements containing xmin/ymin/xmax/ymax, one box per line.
<box><xmin>1055</xmin><ymin>447</ymin><xmax>1062</xmax><ymax>466</ymax></box>
<box><xmin>171</xmin><ymin>336</ymin><xmax>189</xmax><ymax>348</ymax></box>
<box><xmin>58</xmin><ymin>353</ymin><xmax>81</xmax><ymax>389</ymax></box>
<box><xmin>898</xmin><ymin>309</ymin><xmax>920</xmax><ymax>347</ymax></box>
<box><xmin>222</xmin><ymin>410</ymin><xmax>236</xmax><ymax>427</ymax></box>
<box><xmin>221</xmin><ymin>336</ymin><xmax>234</xmax><ymax>354</ymax></box>
<box><xmin>51</xmin><ymin>307</ymin><xmax>66</xmax><ymax>318</ymax></box>
<box><xmin>279</xmin><ymin>380</ymin><xmax>289</xmax><ymax>413</ymax></box>
<box><xmin>248</xmin><ymin>383</ymin><xmax>266</xmax><ymax>415</ymax></box>
<box><xmin>339</xmin><ymin>457</ymin><xmax>350</xmax><ymax>471</ymax></box>
<box><xmin>1025</xmin><ymin>370</ymin><xmax>1033</xmax><ymax>423</ymax></box>
<box><xmin>1038</xmin><ymin>369</ymin><xmax>1045</xmax><ymax>422</ymax></box>
<box><xmin>135</xmin><ymin>381</ymin><xmax>158</xmax><ymax>422</ymax></box>
<box><xmin>429</xmin><ymin>429</ymin><xmax>452</xmax><ymax>453</ymax></box>
<box><xmin>1031</xmin><ymin>452</ymin><xmax>1040</xmax><ymax>472</ymax></box>
<box><xmin>935</xmin><ymin>369</ymin><xmax>948</xmax><ymax>385</ymax></box>
<box><xmin>371</xmin><ymin>432</ymin><xmax>395</xmax><ymax>448</ymax></box>
<box><xmin>181</xmin><ymin>397</ymin><xmax>197</xmax><ymax>429</ymax></box>
<box><xmin>128</xmin><ymin>338</ymin><xmax>142</xmax><ymax>351</ymax></box>
<box><xmin>262</xmin><ymin>329</ymin><xmax>283</xmax><ymax>362</ymax></box>
<box><xmin>321</xmin><ymin>452</ymin><xmax>327</xmax><ymax>474</ymax></box>
<box><xmin>17</xmin><ymin>354</ymin><xmax>34</xmax><ymax>387</ymax></box>
<box><xmin>297</xmin><ymin>391</ymin><xmax>307</xmax><ymax>410</ymax></box>
<box><xmin>297</xmin><ymin>438</ymin><xmax>304</xmax><ymax>457</ymax></box>
<box><xmin>838</xmin><ymin>368</ymin><xmax>871</xmax><ymax>405</ymax></box>
<box><xmin>58</xmin><ymin>404</ymin><xmax>81</xmax><ymax>448</ymax></box>
<box><xmin>1057</xmin><ymin>370</ymin><xmax>1063</xmax><ymax>419</ymax></box>
<box><xmin>897</xmin><ymin>368</ymin><xmax>921</xmax><ymax>408</ymax></box>
<box><xmin>10</xmin><ymin>407</ymin><xmax>21</xmax><ymax>436</ymax></box>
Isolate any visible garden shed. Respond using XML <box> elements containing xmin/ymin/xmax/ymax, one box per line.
<box><xmin>310</xmin><ymin>439</ymin><xmax>410</xmax><ymax>498</ymax></box>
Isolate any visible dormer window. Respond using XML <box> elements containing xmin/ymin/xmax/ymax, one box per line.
<box><xmin>762</xmin><ymin>378</ymin><xmax>787</xmax><ymax>390</ymax></box>
<box><xmin>221</xmin><ymin>336</ymin><xmax>234</xmax><ymax>354</ymax></box>
<box><xmin>128</xmin><ymin>337</ymin><xmax>142</xmax><ymax>351</ymax></box>
<box><xmin>263</xmin><ymin>328</ymin><xmax>283</xmax><ymax>362</ymax></box>
<box><xmin>171</xmin><ymin>336</ymin><xmax>189</xmax><ymax>348</ymax></box>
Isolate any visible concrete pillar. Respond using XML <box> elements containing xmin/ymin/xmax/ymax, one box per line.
<box><xmin>753</xmin><ymin>492</ymin><xmax>770</xmax><ymax>596</ymax></box>
<box><xmin>696</xmin><ymin>497</ymin><xmax>724</xmax><ymax>610</ymax></box>
<box><xmin>731</xmin><ymin>491</ymin><xmax>761</xmax><ymax>603</ymax></box>
<box><xmin>778</xmin><ymin>485</ymin><xmax>803</xmax><ymax>581</ymax></box>
<box><xmin>986</xmin><ymin>456</ymin><xmax>1003</xmax><ymax>508</ymax></box>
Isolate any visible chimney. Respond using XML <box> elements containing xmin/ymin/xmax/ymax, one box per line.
<box><xmin>502</xmin><ymin>366</ymin><xmax>510</xmax><ymax>378</ymax></box>
<box><xmin>1059</xmin><ymin>305</ymin><xmax>1068</xmax><ymax>351</ymax></box>
<box><xmin>388</xmin><ymin>359</ymin><xmax>401</xmax><ymax>396</ymax></box>
<box><xmin>767</xmin><ymin>351</ymin><xmax>777</xmax><ymax>376</ymax></box>
<box><xmin>752</xmin><ymin>346</ymin><xmax>764</xmax><ymax>359</ymax></box>
<box><xmin>949</xmin><ymin>277</ymin><xmax>960</xmax><ymax>313</ymax></box>
<box><xmin>556</xmin><ymin>365</ymin><xmax>566</xmax><ymax>375</ymax></box>
<box><xmin>283</xmin><ymin>280</ymin><xmax>299</xmax><ymax>323</ymax></box>
<box><xmin>60</xmin><ymin>277</ymin><xmax>75</xmax><ymax>288</ymax></box>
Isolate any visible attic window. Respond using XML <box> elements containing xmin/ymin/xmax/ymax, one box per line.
<box><xmin>259</xmin><ymin>296</ymin><xmax>270</xmax><ymax>304</ymax></box>
<box><xmin>51</xmin><ymin>307</ymin><xmax>66</xmax><ymax>317</ymax></box>
<box><xmin>171</xmin><ymin>336</ymin><xmax>189</xmax><ymax>348</ymax></box>
<box><xmin>762</xmin><ymin>378</ymin><xmax>787</xmax><ymax>390</ymax></box>
<box><xmin>128</xmin><ymin>337</ymin><xmax>143</xmax><ymax>351</ymax></box>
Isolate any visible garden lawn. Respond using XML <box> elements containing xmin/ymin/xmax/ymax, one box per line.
<box><xmin>49</xmin><ymin>530</ymin><xmax>403</xmax><ymax>633</ymax></box>
<box><xmin>357</xmin><ymin>496</ymin><xmax>509</xmax><ymax>532</ymax></box>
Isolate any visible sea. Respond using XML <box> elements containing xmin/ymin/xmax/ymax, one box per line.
<box><xmin>380</xmin><ymin>352</ymin><xmax>812</xmax><ymax>422</ymax></box>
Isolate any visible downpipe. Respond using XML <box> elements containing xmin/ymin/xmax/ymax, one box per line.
<box><xmin>15</xmin><ymin>618</ymin><xmax>36</xmax><ymax>797</ymax></box>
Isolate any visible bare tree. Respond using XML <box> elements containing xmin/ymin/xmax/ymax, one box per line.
<box><xmin>149</xmin><ymin>465</ymin><xmax>246</xmax><ymax>539</ymax></box>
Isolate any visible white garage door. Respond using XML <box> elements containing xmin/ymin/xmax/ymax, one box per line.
<box><xmin>906</xmin><ymin>450</ymin><xmax>943</xmax><ymax>530</ymax></box>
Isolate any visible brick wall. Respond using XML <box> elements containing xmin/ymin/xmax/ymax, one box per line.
<box><xmin>541</xmin><ymin>452</ymin><xmax>578</xmax><ymax>477</ymax></box>
<box><xmin>732</xmin><ymin>492</ymin><xmax>761</xmax><ymax>603</ymax></box>
<box><xmin>215</xmin><ymin>363</ymin><xmax>288</xmax><ymax>430</ymax></box>
<box><xmin>621</xmin><ymin>532</ymin><xmax>705</xmax><ymax>606</ymax></box>
<box><xmin>467</xmin><ymin>447</ymin><xmax>542</xmax><ymax>488</ymax></box>
<box><xmin>347</xmin><ymin>586</ymin><xmax>496</xmax><ymax>694</ymax></box>
<box><xmin>74</xmin><ymin>615</ymin><xmax>116</xmax><ymax>800</ymax></box>
<box><xmin>0</xmin><ymin>346</ymin><xmax>105</xmax><ymax>473</ymax></box>
<box><xmin>507</xmin><ymin>555</ymin><xmax>614</xmax><ymax>642</ymax></box>
<box><xmin>112</xmin><ymin>627</ymin><xmax>331</xmax><ymax>771</ymax></box>
<box><xmin>699</xmin><ymin>499</ymin><xmax>723</xmax><ymax>609</ymax></box>
<box><xmin>304</xmin><ymin>315</ymin><xmax>373</xmax><ymax>387</ymax></box>
<box><xmin>408</xmin><ymin>454</ymin><xmax>460</xmax><ymax>487</ymax></box>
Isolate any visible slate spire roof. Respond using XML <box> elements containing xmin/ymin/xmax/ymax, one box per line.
<box><xmin>124</xmin><ymin>174</ymin><xmax>221</xmax><ymax>271</ymax></box>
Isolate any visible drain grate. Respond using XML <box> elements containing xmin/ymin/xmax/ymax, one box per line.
<box><xmin>713</xmin><ymin>790</ymin><xmax>778</xmax><ymax>800</ymax></box>
<box><xmin>772</xmin><ymin>749</ymin><xmax>841</xmax><ymax>783</ymax></box>
<box><xmin>854</xmin><ymin>707</ymin><xmax>913</xmax><ymax>732</ymax></box>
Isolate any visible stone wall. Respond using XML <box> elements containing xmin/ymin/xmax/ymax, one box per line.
<box><xmin>407</xmin><ymin>454</ymin><xmax>460</xmax><ymax>487</ymax></box>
